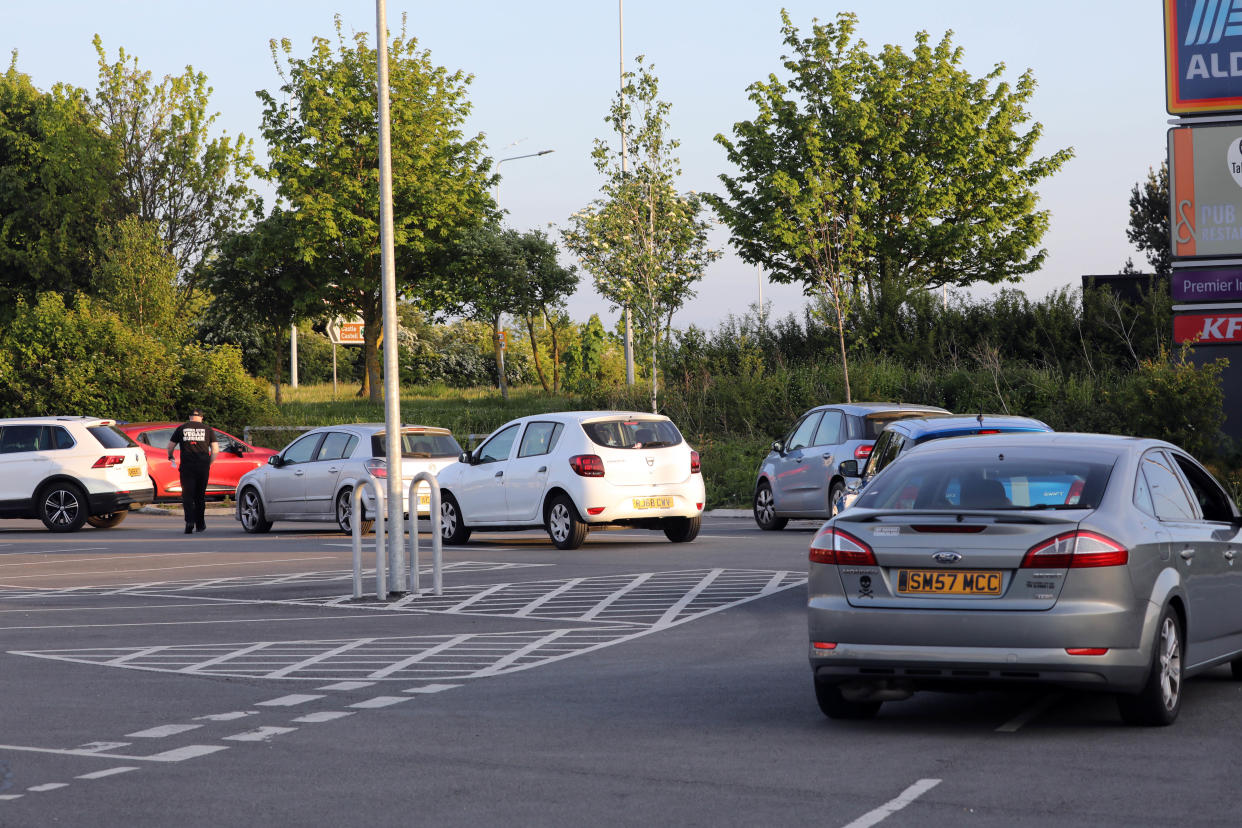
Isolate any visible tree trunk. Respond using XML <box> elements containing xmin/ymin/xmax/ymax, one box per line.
<box><xmin>833</xmin><ymin>290</ymin><xmax>852</xmax><ymax>403</ymax></box>
<box><xmin>272</xmin><ymin>331</ymin><xmax>284</xmax><ymax>405</ymax></box>
<box><xmin>493</xmin><ymin>316</ymin><xmax>508</xmax><ymax>401</ymax></box>
<box><xmin>549</xmin><ymin>316</ymin><xmax>561</xmax><ymax>394</ymax></box>
<box><xmin>525</xmin><ymin>315</ymin><xmax>550</xmax><ymax>392</ymax></box>
<box><xmin>360</xmin><ymin>301</ymin><xmax>382</xmax><ymax>404</ymax></box>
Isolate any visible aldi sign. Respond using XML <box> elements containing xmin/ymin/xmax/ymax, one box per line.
<box><xmin>1166</xmin><ymin>0</ymin><xmax>1242</xmax><ymax>114</ymax></box>
<box><xmin>1174</xmin><ymin>310</ymin><xmax>1242</xmax><ymax>342</ymax></box>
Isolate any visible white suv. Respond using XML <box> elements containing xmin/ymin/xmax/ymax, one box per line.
<box><xmin>435</xmin><ymin>411</ymin><xmax>705</xmax><ymax>549</ymax></box>
<box><xmin>0</xmin><ymin>416</ymin><xmax>152</xmax><ymax>532</ymax></box>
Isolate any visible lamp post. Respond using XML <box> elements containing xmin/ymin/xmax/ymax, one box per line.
<box><xmin>495</xmin><ymin>149</ymin><xmax>554</xmax><ymax>205</ymax></box>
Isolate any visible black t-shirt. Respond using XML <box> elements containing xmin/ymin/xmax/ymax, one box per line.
<box><xmin>170</xmin><ymin>421</ymin><xmax>216</xmax><ymax>466</ymax></box>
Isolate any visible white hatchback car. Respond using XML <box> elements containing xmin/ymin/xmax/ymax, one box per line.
<box><xmin>234</xmin><ymin>423</ymin><xmax>461</xmax><ymax>534</ymax></box>
<box><xmin>435</xmin><ymin>411</ymin><xmax>705</xmax><ymax>549</ymax></box>
<box><xmin>0</xmin><ymin>416</ymin><xmax>152</xmax><ymax>532</ymax></box>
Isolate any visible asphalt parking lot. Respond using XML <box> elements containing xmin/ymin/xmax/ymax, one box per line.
<box><xmin>1</xmin><ymin>510</ymin><xmax>1241</xmax><ymax>826</ymax></box>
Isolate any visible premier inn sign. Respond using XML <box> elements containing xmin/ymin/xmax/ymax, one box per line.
<box><xmin>1166</xmin><ymin>0</ymin><xmax>1242</xmax><ymax>114</ymax></box>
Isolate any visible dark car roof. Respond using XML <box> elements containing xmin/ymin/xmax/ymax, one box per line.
<box><xmin>899</xmin><ymin>431</ymin><xmax>1163</xmax><ymax>459</ymax></box>
<box><xmin>884</xmin><ymin>414</ymin><xmax>1051</xmax><ymax>440</ymax></box>
<box><xmin>808</xmin><ymin>402</ymin><xmax>950</xmax><ymax>416</ymax></box>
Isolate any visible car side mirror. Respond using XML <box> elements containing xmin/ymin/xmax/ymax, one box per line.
<box><xmin>838</xmin><ymin>459</ymin><xmax>859</xmax><ymax>477</ymax></box>
<box><xmin>459</xmin><ymin>451</ymin><xmax>473</xmax><ymax>465</ymax></box>
<box><xmin>268</xmin><ymin>455</ymin><xmax>283</xmax><ymax>468</ymax></box>
<box><xmin>771</xmin><ymin>440</ymin><xmax>784</xmax><ymax>455</ymax></box>
<box><xmin>228</xmin><ymin>443</ymin><xmax>245</xmax><ymax>455</ymax></box>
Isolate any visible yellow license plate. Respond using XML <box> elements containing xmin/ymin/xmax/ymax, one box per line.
<box><xmin>127</xmin><ymin>467</ymin><xmax>141</xmax><ymax>477</ymax></box>
<box><xmin>897</xmin><ymin>569</ymin><xmax>1002</xmax><ymax>595</ymax></box>
<box><xmin>418</xmin><ymin>494</ymin><xmax>430</xmax><ymax>505</ymax></box>
<box><xmin>633</xmin><ymin>496</ymin><xmax>673</xmax><ymax>510</ymax></box>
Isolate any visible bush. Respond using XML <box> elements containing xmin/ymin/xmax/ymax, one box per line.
<box><xmin>176</xmin><ymin>342</ymin><xmax>276</xmax><ymax>433</ymax></box>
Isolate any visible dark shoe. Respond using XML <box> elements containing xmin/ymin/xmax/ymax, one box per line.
<box><xmin>195</xmin><ymin>524</ymin><xmax>206</xmax><ymax>532</ymax></box>
<box><xmin>185</xmin><ymin>525</ymin><xmax>194</xmax><ymax>534</ymax></box>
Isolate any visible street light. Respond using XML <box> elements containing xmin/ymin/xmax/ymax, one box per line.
<box><xmin>495</xmin><ymin>149</ymin><xmax>554</xmax><ymax>204</ymax></box>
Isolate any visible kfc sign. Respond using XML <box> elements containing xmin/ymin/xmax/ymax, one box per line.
<box><xmin>1174</xmin><ymin>311</ymin><xmax>1242</xmax><ymax>342</ymax></box>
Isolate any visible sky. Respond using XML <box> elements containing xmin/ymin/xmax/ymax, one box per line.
<box><xmin>3</xmin><ymin>1</ymin><xmax>1170</xmax><ymax>332</ymax></box>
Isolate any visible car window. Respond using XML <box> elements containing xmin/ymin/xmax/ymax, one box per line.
<box><xmin>785</xmin><ymin>413</ymin><xmax>822</xmax><ymax>452</ymax></box>
<box><xmin>1133</xmin><ymin>468</ymin><xmax>1157</xmax><ymax>517</ymax></box>
<box><xmin>371</xmin><ymin>432</ymin><xmax>462</xmax><ymax>458</ymax></box>
<box><xmin>48</xmin><ymin>426</ymin><xmax>74</xmax><ymax>450</ymax></box>
<box><xmin>87</xmin><ymin>425</ymin><xmax>136</xmax><ymax>449</ymax></box>
<box><xmin>855</xmin><ymin>453</ymin><xmax>1115</xmax><ymax>512</ymax></box>
<box><xmin>343</xmin><ymin>434</ymin><xmax>359</xmax><ymax>458</ymax></box>
<box><xmin>316</xmin><ymin>432</ymin><xmax>353</xmax><ymax>462</ymax></box>
<box><xmin>140</xmin><ymin>428</ymin><xmax>175</xmax><ymax>450</ymax></box>
<box><xmin>581</xmin><ymin>419</ymin><xmax>683</xmax><ymax>449</ymax></box>
<box><xmin>1141</xmin><ymin>453</ymin><xmax>1197</xmax><ymax>521</ymax></box>
<box><xmin>813</xmin><ymin>411</ymin><xmax>844</xmax><ymax>447</ymax></box>
<box><xmin>282</xmin><ymin>433</ymin><xmax>324</xmax><ymax>465</ymax></box>
<box><xmin>519</xmin><ymin>422</ymin><xmax>563</xmax><ymax>458</ymax></box>
<box><xmin>477</xmin><ymin>424</ymin><xmax>520</xmax><ymax>463</ymax></box>
<box><xmin>1170</xmin><ymin>452</ymin><xmax>1235</xmax><ymax>522</ymax></box>
<box><xmin>868</xmin><ymin>433</ymin><xmax>906</xmax><ymax>477</ymax></box>
<box><xmin>0</xmin><ymin>425</ymin><xmax>43</xmax><ymax>453</ymax></box>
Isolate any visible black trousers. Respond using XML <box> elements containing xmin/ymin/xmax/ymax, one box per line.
<box><xmin>179</xmin><ymin>462</ymin><xmax>210</xmax><ymax>528</ymax></box>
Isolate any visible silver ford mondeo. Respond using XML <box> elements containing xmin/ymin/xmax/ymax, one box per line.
<box><xmin>807</xmin><ymin>432</ymin><xmax>1242</xmax><ymax>726</ymax></box>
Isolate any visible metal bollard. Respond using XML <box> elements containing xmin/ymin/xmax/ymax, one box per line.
<box><xmin>407</xmin><ymin>471</ymin><xmax>443</xmax><ymax>596</ymax></box>
<box><xmin>351</xmin><ymin>480</ymin><xmax>387</xmax><ymax>601</ymax></box>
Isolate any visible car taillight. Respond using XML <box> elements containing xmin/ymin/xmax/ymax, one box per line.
<box><xmin>1021</xmin><ymin>531</ymin><xmax>1128</xmax><ymax>569</ymax></box>
<box><xmin>690</xmin><ymin>450</ymin><xmax>701</xmax><ymax>474</ymax></box>
<box><xmin>809</xmin><ymin>527</ymin><xmax>877</xmax><ymax>566</ymax></box>
<box><xmin>854</xmin><ymin>444</ymin><xmax>873</xmax><ymax>459</ymax></box>
<box><xmin>364</xmin><ymin>458</ymin><xmax>388</xmax><ymax>478</ymax></box>
<box><xmin>92</xmin><ymin>455</ymin><xmax>125</xmax><ymax>468</ymax></box>
<box><xmin>569</xmin><ymin>454</ymin><xmax>604</xmax><ymax>477</ymax></box>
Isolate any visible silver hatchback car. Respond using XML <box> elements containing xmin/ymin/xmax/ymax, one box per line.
<box><xmin>807</xmin><ymin>432</ymin><xmax>1242</xmax><ymax>726</ymax></box>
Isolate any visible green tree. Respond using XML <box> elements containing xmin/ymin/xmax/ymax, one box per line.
<box><xmin>94</xmin><ymin>215</ymin><xmax>185</xmax><ymax>343</ymax></box>
<box><xmin>438</xmin><ymin>223</ymin><xmax>525</xmax><ymax>400</ymax></box>
<box><xmin>0</xmin><ymin>58</ymin><xmax>117</xmax><ymax>316</ymax></box>
<box><xmin>91</xmin><ymin>36</ymin><xmax>256</xmax><ymax>292</ymax></box>
<box><xmin>258</xmin><ymin>16</ymin><xmax>493</xmax><ymax>403</ymax></box>
<box><xmin>1126</xmin><ymin>162</ymin><xmax>1170</xmax><ymax>277</ymax></box>
<box><xmin>710</xmin><ymin>12</ymin><xmax>1073</xmax><ymax>399</ymax></box>
<box><xmin>199</xmin><ymin>210</ymin><xmax>325</xmax><ymax>404</ymax></box>
<box><xmin>512</xmin><ymin>230</ymin><xmax>578</xmax><ymax>393</ymax></box>
<box><xmin>562</xmin><ymin>56</ymin><xmax>720</xmax><ymax>412</ymax></box>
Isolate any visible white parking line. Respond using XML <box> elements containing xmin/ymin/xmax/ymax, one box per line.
<box><xmin>841</xmin><ymin>778</ymin><xmax>942</xmax><ymax>828</ymax></box>
<box><xmin>76</xmin><ymin>767</ymin><xmax>139</xmax><ymax>780</ymax></box>
<box><xmin>194</xmin><ymin>712</ymin><xmax>255</xmax><ymax>722</ymax></box>
<box><xmin>318</xmin><ymin>681</ymin><xmax>375</xmax><ymax>691</ymax></box>
<box><xmin>996</xmin><ymin>693</ymin><xmax>1062</xmax><ymax>733</ymax></box>
<box><xmin>27</xmin><ymin>783</ymin><xmax>68</xmax><ymax>793</ymax></box>
<box><xmin>0</xmin><ymin>794</ymin><xmax>22</xmax><ymax>800</ymax></box>
<box><xmin>403</xmin><ymin>684</ymin><xmax>460</xmax><ymax>694</ymax></box>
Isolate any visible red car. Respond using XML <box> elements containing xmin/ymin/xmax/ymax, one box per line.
<box><xmin>118</xmin><ymin>422</ymin><xmax>278</xmax><ymax>502</ymax></box>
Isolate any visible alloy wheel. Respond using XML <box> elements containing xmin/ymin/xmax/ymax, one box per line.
<box><xmin>1159</xmin><ymin>616</ymin><xmax>1182</xmax><ymax>711</ymax></box>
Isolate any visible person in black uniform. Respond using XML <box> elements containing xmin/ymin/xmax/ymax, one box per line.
<box><xmin>168</xmin><ymin>409</ymin><xmax>218</xmax><ymax>534</ymax></box>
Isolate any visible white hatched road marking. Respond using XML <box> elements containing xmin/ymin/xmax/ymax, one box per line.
<box><xmin>0</xmin><ymin>795</ymin><xmax>22</xmax><ymax>801</ymax></box>
<box><xmin>257</xmin><ymin>694</ymin><xmax>324</xmax><ymax>707</ymax></box>
<box><xmin>27</xmin><ymin>783</ymin><xmax>68</xmax><ymax>792</ymax></box>
<box><xmin>224</xmin><ymin>727</ymin><xmax>297</xmax><ymax>742</ymax></box>
<box><xmin>841</xmin><ymin>778</ymin><xmax>942</xmax><ymax>828</ymax></box>
<box><xmin>996</xmin><ymin>693</ymin><xmax>1063</xmax><ymax>733</ymax></box>
<box><xmin>76</xmin><ymin>767</ymin><xmax>139</xmax><ymax>780</ymax></box>
<box><xmin>8</xmin><ymin>569</ymin><xmax>806</xmax><ymax>683</ymax></box>
<box><xmin>0</xmin><ymin>743</ymin><xmax>226</xmax><ymax>763</ymax></box>
<box><xmin>194</xmin><ymin>712</ymin><xmax>255</xmax><ymax>722</ymax></box>
<box><xmin>292</xmin><ymin>711</ymin><xmax>354</xmax><ymax>724</ymax></box>
<box><xmin>349</xmin><ymin>696</ymin><xmax>409</xmax><ymax>709</ymax></box>
<box><xmin>403</xmin><ymin>684</ymin><xmax>460</xmax><ymax>694</ymax></box>
<box><xmin>126</xmin><ymin>724</ymin><xmax>202</xmax><ymax>738</ymax></box>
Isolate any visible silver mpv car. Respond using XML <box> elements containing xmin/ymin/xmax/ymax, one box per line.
<box><xmin>808</xmin><ymin>432</ymin><xmax>1242</xmax><ymax>726</ymax></box>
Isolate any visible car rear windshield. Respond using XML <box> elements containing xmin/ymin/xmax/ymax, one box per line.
<box><xmin>370</xmin><ymin>432</ymin><xmax>461</xmax><ymax>458</ymax></box>
<box><xmin>88</xmin><ymin>425</ymin><xmax>137</xmax><ymax>449</ymax></box>
<box><xmin>857</xmin><ymin>412</ymin><xmax>948</xmax><ymax>440</ymax></box>
<box><xmin>853</xmin><ymin>452</ymin><xmax>1116</xmax><ymax>511</ymax></box>
<box><xmin>582</xmin><ymin>418</ymin><xmax>683</xmax><ymax>449</ymax></box>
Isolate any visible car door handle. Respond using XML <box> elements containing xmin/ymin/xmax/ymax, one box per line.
<box><xmin>537</xmin><ymin>466</ymin><xmax>547</xmax><ymax>473</ymax></box>
<box><xmin>1180</xmin><ymin>548</ymin><xmax>1195</xmax><ymax>561</ymax></box>
<box><xmin>328</xmin><ymin>467</ymin><xmax>339</xmax><ymax>473</ymax></box>
<box><xmin>294</xmin><ymin>469</ymin><xmax>304</xmax><ymax>477</ymax></box>
<box><xmin>1226</xmin><ymin>549</ymin><xmax>1237</xmax><ymax>562</ymax></box>
<box><xmin>494</xmin><ymin>471</ymin><xmax>504</xmax><ymax>478</ymax></box>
